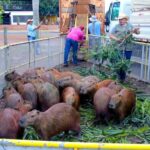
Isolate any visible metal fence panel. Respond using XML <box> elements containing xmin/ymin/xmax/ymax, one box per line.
<box><xmin>0</xmin><ymin>36</ymin><xmax>66</xmax><ymax>97</ymax></box>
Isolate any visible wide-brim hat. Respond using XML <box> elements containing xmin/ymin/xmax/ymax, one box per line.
<box><xmin>118</xmin><ymin>13</ymin><xmax>129</xmax><ymax>20</ymax></box>
<box><xmin>89</xmin><ymin>15</ymin><xmax>98</xmax><ymax>22</ymax></box>
<box><xmin>27</xmin><ymin>19</ymin><xmax>33</xmax><ymax>24</ymax></box>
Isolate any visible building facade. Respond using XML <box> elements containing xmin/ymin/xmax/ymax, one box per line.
<box><xmin>1</xmin><ymin>0</ymin><xmax>33</xmax><ymax>24</ymax></box>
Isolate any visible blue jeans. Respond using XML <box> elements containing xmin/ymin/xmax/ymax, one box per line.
<box><xmin>120</xmin><ymin>50</ymin><xmax>132</xmax><ymax>60</ymax></box>
<box><xmin>27</xmin><ymin>36</ymin><xmax>40</xmax><ymax>55</ymax></box>
<box><xmin>64</xmin><ymin>38</ymin><xmax>78</xmax><ymax>65</ymax></box>
<box><xmin>28</xmin><ymin>36</ymin><xmax>36</xmax><ymax>41</ymax></box>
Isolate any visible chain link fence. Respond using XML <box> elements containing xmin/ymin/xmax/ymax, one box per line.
<box><xmin>0</xmin><ymin>35</ymin><xmax>66</xmax><ymax>96</ymax></box>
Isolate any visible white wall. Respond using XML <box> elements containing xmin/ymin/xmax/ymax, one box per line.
<box><xmin>5</xmin><ymin>11</ymin><xmax>33</xmax><ymax>25</ymax></box>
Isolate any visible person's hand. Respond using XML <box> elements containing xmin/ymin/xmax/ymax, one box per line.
<box><xmin>133</xmin><ymin>28</ymin><xmax>140</xmax><ymax>34</ymax></box>
<box><xmin>116</xmin><ymin>38</ymin><xmax>122</xmax><ymax>43</ymax></box>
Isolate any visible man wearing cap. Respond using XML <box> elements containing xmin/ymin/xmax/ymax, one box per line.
<box><xmin>27</xmin><ymin>19</ymin><xmax>42</xmax><ymax>41</ymax></box>
<box><xmin>88</xmin><ymin>15</ymin><xmax>101</xmax><ymax>49</ymax></box>
<box><xmin>27</xmin><ymin>19</ymin><xmax>42</xmax><ymax>55</ymax></box>
<box><xmin>63</xmin><ymin>26</ymin><xmax>85</xmax><ymax>67</ymax></box>
<box><xmin>110</xmin><ymin>13</ymin><xmax>140</xmax><ymax>60</ymax></box>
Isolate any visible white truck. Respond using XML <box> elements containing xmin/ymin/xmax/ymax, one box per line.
<box><xmin>105</xmin><ymin>0</ymin><xmax>150</xmax><ymax>42</ymax></box>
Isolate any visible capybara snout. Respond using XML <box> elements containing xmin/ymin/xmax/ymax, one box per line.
<box><xmin>19</xmin><ymin>110</ymin><xmax>40</xmax><ymax>127</ymax></box>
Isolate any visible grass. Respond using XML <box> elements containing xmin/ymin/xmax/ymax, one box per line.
<box><xmin>23</xmin><ymin>66</ymin><xmax>150</xmax><ymax>143</ymax></box>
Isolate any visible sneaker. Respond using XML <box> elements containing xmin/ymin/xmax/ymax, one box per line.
<box><xmin>63</xmin><ymin>64</ymin><xmax>68</xmax><ymax>67</ymax></box>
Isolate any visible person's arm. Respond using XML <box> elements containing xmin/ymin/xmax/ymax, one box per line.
<box><xmin>33</xmin><ymin>21</ymin><xmax>43</xmax><ymax>30</ymax></box>
<box><xmin>109</xmin><ymin>34</ymin><xmax>122</xmax><ymax>42</ymax></box>
<box><xmin>109</xmin><ymin>25</ymin><xmax>122</xmax><ymax>42</ymax></box>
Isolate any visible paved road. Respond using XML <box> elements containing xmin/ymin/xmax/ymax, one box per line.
<box><xmin>0</xmin><ymin>30</ymin><xmax>60</xmax><ymax>46</ymax></box>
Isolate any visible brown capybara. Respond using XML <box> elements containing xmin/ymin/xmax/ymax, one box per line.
<box><xmin>108</xmin><ymin>88</ymin><xmax>136</xmax><ymax>121</ymax></box>
<box><xmin>47</xmin><ymin>68</ymin><xmax>62</xmax><ymax>80</ymax></box>
<box><xmin>12</xmin><ymin>79</ymin><xmax>37</xmax><ymax>109</ymax></box>
<box><xmin>94</xmin><ymin>79</ymin><xmax>114</xmax><ymax>91</ymax></box>
<box><xmin>79</xmin><ymin>76</ymin><xmax>100</xmax><ymax>94</ymax></box>
<box><xmin>29</xmin><ymin>78</ymin><xmax>60</xmax><ymax>111</ymax></box>
<box><xmin>60</xmin><ymin>71</ymin><xmax>83</xmax><ymax>80</ymax></box>
<box><xmin>0</xmin><ymin>104</ymin><xmax>32</xmax><ymax>139</ymax></box>
<box><xmin>62</xmin><ymin>87</ymin><xmax>80</xmax><ymax>110</ymax></box>
<box><xmin>93</xmin><ymin>87</ymin><xmax>119</xmax><ymax>123</ymax></box>
<box><xmin>40</xmin><ymin>71</ymin><xmax>56</xmax><ymax>86</ymax></box>
<box><xmin>3</xmin><ymin>86</ymin><xmax>17</xmax><ymax>98</ymax></box>
<box><xmin>5</xmin><ymin>70</ymin><xmax>21</xmax><ymax>81</ymax></box>
<box><xmin>38</xmin><ymin>82</ymin><xmax>60</xmax><ymax>111</ymax></box>
<box><xmin>19</xmin><ymin>103</ymin><xmax>81</xmax><ymax>140</ymax></box>
<box><xmin>56</xmin><ymin>76</ymin><xmax>82</xmax><ymax>93</ymax></box>
<box><xmin>5</xmin><ymin>93</ymin><xmax>24</xmax><ymax>110</ymax></box>
<box><xmin>0</xmin><ymin>99</ymin><xmax>6</xmax><ymax>109</ymax></box>
<box><xmin>107</xmin><ymin>81</ymin><xmax>123</xmax><ymax>93</ymax></box>
<box><xmin>22</xmin><ymin>67</ymin><xmax>46</xmax><ymax>78</ymax></box>
<box><xmin>0</xmin><ymin>108</ymin><xmax>23</xmax><ymax>139</ymax></box>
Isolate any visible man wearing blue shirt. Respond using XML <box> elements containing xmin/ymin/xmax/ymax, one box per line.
<box><xmin>27</xmin><ymin>19</ymin><xmax>42</xmax><ymax>55</ymax></box>
<box><xmin>27</xmin><ymin>19</ymin><xmax>41</xmax><ymax>41</ymax></box>
<box><xmin>88</xmin><ymin>15</ymin><xmax>101</xmax><ymax>49</ymax></box>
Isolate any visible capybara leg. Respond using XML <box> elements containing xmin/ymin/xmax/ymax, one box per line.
<box><xmin>93</xmin><ymin>115</ymin><xmax>100</xmax><ymax>125</ymax></box>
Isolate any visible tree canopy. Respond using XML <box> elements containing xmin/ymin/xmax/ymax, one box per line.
<box><xmin>39</xmin><ymin>0</ymin><xmax>59</xmax><ymax>16</ymax></box>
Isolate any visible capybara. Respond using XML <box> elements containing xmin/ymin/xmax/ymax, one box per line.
<box><xmin>0</xmin><ymin>99</ymin><xmax>6</xmax><ymax>109</ymax></box>
<box><xmin>12</xmin><ymin>79</ymin><xmax>37</xmax><ymax>109</ymax></box>
<box><xmin>19</xmin><ymin>103</ymin><xmax>80</xmax><ymax>140</ymax></box>
<box><xmin>47</xmin><ymin>69</ymin><xmax>82</xmax><ymax>80</ymax></box>
<box><xmin>60</xmin><ymin>71</ymin><xmax>83</xmax><ymax>80</ymax></box>
<box><xmin>79</xmin><ymin>75</ymin><xmax>100</xmax><ymax>95</ymax></box>
<box><xmin>56</xmin><ymin>76</ymin><xmax>82</xmax><ymax>93</ymax></box>
<box><xmin>0</xmin><ymin>104</ymin><xmax>32</xmax><ymax>139</ymax></box>
<box><xmin>5</xmin><ymin>93</ymin><xmax>24</xmax><ymax>110</ymax></box>
<box><xmin>22</xmin><ymin>67</ymin><xmax>46</xmax><ymax>78</ymax></box>
<box><xmin>93</xmin><ymin>87</ymin><xmax>120</xmax><ymax>123</ymax></box>
<box><xmin>80</xmin><ymin>79</ymin><xmax>113</xmax><ymax>97</ymax></box>
<box><xmin>94</xmin><ymin>79</ymin><xmax>114</xmax><ymax>91</ymax></box>
<box><xmin>40</xmin><ymin>71</ymin><xmax>56</xmax><ymax>86</ymax></box>
<box><xmin>3</xmin><ymin>86</ymin><xmax>17</xmax><ymax>98</ymax></box>
<box><xmin>62</xmin><ymin>87</ymin><xmax>80</xmax><ymax>110</ymax></box>
<box><xmin>30</xmin><ymin>79</ymin><xmax>60</xmax><ymax>111</ymax></box>
<box><xmin>107</xmin><ymin>81</ymin><xmax>123</xmax><ymax>93</ymax></box>
<box><xmin>47</xmin><ymin>68</ymin><xmax>62</xmax><ymax>80</ymax></box>
<box><xmin>5</xmin><ymin>70</ymin><xmax>21</xmax><ymax>81</ymax></box>
<box><xmin>108</xmin><ymin>88</ymin><xmax>136</xmax><ymax>121</ymax></box>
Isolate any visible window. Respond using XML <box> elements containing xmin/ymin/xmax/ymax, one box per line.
<box><xmin>13</xmin><ymin>15</ymin><xmax>32</xmax><ymax>23</ymax></box>
<box><xmin>111</xmin><ymin>2</ymin><xmax>120</xmax><ymax>21</ymax></box>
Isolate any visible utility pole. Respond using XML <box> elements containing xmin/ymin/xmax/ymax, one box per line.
<box><xmin>32</xmin><ymin>0</ymin><xmax>40</xmax><ymax>38</ymax></box>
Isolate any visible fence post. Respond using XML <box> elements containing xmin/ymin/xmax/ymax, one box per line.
<box><xmin>147</xmin><ymin>46</ymin><xmax>150</xmax><ymax>81</ymax></box>
<box><xmin>140</xmin><ymin>45</ymin><xmax>145</xmax><ymax>79</ymax></box>
<box><xmin>3</xmin><ymin>26</ymin><xmax>8</xmax><ymax>45</ymax></box>
<box><xmin>29</xmin><ymin>42</ymin><xmax>31</xmax><ymax>68</ymax></box>
<box><xmin>4</xmin><ymin>45</ymin><xmax>9</xmax><ymax>72</ymax></box>
<box><xmin>48</xmin><ymin>38</ymin><xmax>51</xmax><ymax>68</ymax></box>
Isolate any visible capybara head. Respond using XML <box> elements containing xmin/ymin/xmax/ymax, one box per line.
<box><xmin>5</xmin><ymin>70</ymin><xmax>21</xmax><ymax>81</ymax></box>
<box><xmin>108</xmin><ymin>94</ymin><xmax>122</xmax><ymax>109</ymax></box>
<box><xmin>108</xmin><ymin>81</ymin><xmax>122</xmax><ymax>93</ymax></box>
<box><xmin>12</xmin><ymin>77</ymin><xmax>26</xmax><ymax>89</ymax></box>
<box><xmin>3</xmin><ymin>86</ymin><xmax>17</xmax><ymax>97</ymax></box>
<box><xmin>56</xmin><ymin>76</ymin><xmax>73</xmax><ymax>87</ymax></box>
<box><xmin>19</xmin><ymin>109</ymin><xmax>40</xmax><ymax>127</ymax></box>
<box><xmin>6</xmin><ymin>93</ymin><xmax>24</xmax><ymax>110</ymax></box>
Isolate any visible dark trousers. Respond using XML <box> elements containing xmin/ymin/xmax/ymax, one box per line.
<box><xmin>120</xmin><ymin>50</ymin><xmax>132</xmax><ymax>60</ymax></box>
<box><xmin>64</xmin><ymin>38</ymin><xmax>78</xmax><ymax>65</ymax></box>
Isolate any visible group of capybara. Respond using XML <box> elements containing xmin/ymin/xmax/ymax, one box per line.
<box><xmin>0</xmin><ymin>67</ymin><xmax>136</xmax><ymax>140</ymax></box>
